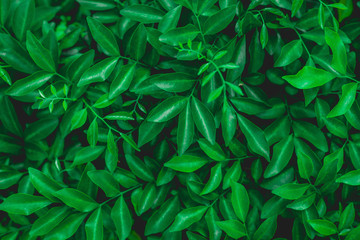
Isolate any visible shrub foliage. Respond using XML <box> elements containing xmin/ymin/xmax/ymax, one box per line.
<box><xmin>0</xmin><ymin>0</ymin><xmax>360</xmax><ymax>239</ymax></box>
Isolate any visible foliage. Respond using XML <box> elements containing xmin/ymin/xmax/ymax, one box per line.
<box><xmin>0</xmin><ymin>0</ymin><xmax>360</xmax><ymax>239</ymax></box>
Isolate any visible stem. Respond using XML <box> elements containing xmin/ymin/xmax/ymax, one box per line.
<box><xmin>194</xmin><ymin>13</ymin><xmax>207</xmax><ymax>45</ymax></box>
<box><xmin>83</xmin><ymin>99</ymin><xmax>123</xmax><ymax>136</ymax></box>
<box><xmin>55</xmin><ymin>73</ymin><xmax>72</xmax><ymax>84</ymax></box>
<box><xmin>293</xmin><ymin>28</ymin><xmax>312</xmax><ymax>60</ymax></box>
<box><xmin>100</xmin><ymin>185</ymin><xmax>142</xmax><ymax>206</ymax></box>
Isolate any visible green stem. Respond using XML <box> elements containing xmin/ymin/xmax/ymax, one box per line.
<box><xmin>293</xmin><ymin>28</ymin><xmax>312</xmax><ymax>60</ymax></box>
<box><xmin>100</xmin><ymin>185</ymin><xmax>142</xmax><ymax>206</ymax></box>
<box><xmin>194</xmin><ymin>13</ymin><xmax>207</xmax><ymax>45</ymax></box>
<box><xmin>83</xmin><ymin>99</ymin><xmax>123</xmax><ymax>136</ymax></box>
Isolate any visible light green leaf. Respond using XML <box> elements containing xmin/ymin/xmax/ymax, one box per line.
<box><xmin>327</xmin><ymin>82</ymin><xmax>358</xmax><ymax>118</ymax></box>
<box><xmin>336</xmin><ymin>169</ymin><xmax>360</xmax><ymax>186</ymax></box>
<box><xmin>164</xmin><ymin>155</ymin><xmax>208</xmax><ymax>172</ymax></box>
<box><xmin>282</xmin><ymin>66</ymin><xmax>336</xmax><ymax>89</ymax></box>
<box><xmin>87</xmin><ymin>17</ymin><xmax>120</xmax><ymax>56</ymax></box>
<box><xmin>272</xmin><ymin>183</ymin><xmax>310</xmax><ymax>200</ymax></box>
<box><xmin>307</xmin><ymin>219</ymin><xmax>337</xmax><ymax>236</ymax></box>
<box><xmin>231</xmin><ymin>181</ymin><xmax>250</xmax><ymax>222</ymax></box>
<box><xmin>53</xmin><ymin>188</ymin><xmax>99</xmax><ymax>212</ymax></box>
<box><xmin>177</xmin><ymin>102</ymin><xmax>194</xmax><ymax>155</ymax></box>
<box><xmin>237</xmin><ymin>114</ymin><xmax>270</xmax><ymax>160</ymax></box>
<box><xmin>191</xmin><ymin>97</ymin><xmax>216</xmax><ymax>145</ymax></box>
<box><xmin>274</xmin><ymin>40</ymin><xmax>303</xmax><ymax>67</ymax></box>
<box><xmin>111</xmin><ymin>196</ymin><xmax>133</xmax><ymax>240</ymax></box>
<box><xmin>201</xmin><ymin>163</ymin><xmax>222</xmax><ymax>195</ymax></box>
<box><xmin>325</xmin><ymin>27</ymin><xmax>347</xmax><ymax>74</ymax></box>
<box><xmin>120</xmin><ymin>4</ymin><xmax>164</xmax><ymax>23</ymax></box>
<box><xmin>26</xmin><ymin>31</ymin><xmax>55</xmax><ymax>72</ymax></box>
<box><xmin>87</xmin><ymin>170</ymin><xmax>120</xmax><ymax>197</ymax></box>
<box><xmin>85</xmin><ymin>207</ymin><xmax>103</xmax><ymax>240</ymax></box>
<box><xmin>159</xmin><ymin>24</ymin><xmax>199</xmax><ymax>46</ymax></box>
<box><xmin>169</xmin><ymin>206</ymin><xmax>208</xmax><ymax>232</ymax></box>
<box><xmin>109</xmin><ymin>63</ymin><xmax>136</xmax><ymax>99</ymax></box>
<box><xmin>197</xmin><ymin>138</ymin><xmax>226</xmax><ymax>161</ymax></box>
<box><xmin>148</xmin><ymin>96</ymin><xmax>188</xmax><ymax>122</ymax></box>
<box><xmin>0</xmin><ymin>193</ymin><xmax>52</xmax><ymax>215</ymax></box>
<box><xmin>72</xmin><ymin>146</ymin><xmax>105</xmax><ymax>167</ymax></box>
<box><xmin>77</xmin><ymin>57</ymin><xmax>119</xmax><ymax>86</ymax></box>
<box><xmin>216</xmin><ymin>219</ymin><xmax>247</xmax><ymax>239</ymax></box>
<box><xmin>204</xmin><ymin>7</ymin><xmax>236</xmax><ymax>35</ymax></box>
<box><xmin>30</xmin><ymin>206</ymin><xmax>69</xmax><ymax>236</ymax></box>
<box><xmin>28</xmin><ymin>167</ymin><xmax>62</xmax><ymax>202</ymax></box>
<box><xmin>6</xmin><ymin>71</ymin><xmax>54</xmax><ymax>96</ymax></box>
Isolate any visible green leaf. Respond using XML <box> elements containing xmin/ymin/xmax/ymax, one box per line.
<box><xmin>274</xmin><ymin>40</ymin><xmax>303</xmax><ymax>67</ymax></box>
<box><xmin>120</xmin><ymin>4</ymin><xmax>164</xmax><ymax>23</ymax></box>
<box><xmin>191</xmin><ymin>97</ymin><xmax>216</xmax><ymax>145</ymax></box>
<box><xmin>87</xmin><ymin>170</ymin><xmax>120</xmax><ymax>197</ymax></box>
<box><xmin>237</xmin><ymin>114</ymin><xmax>270</xmax><ymax>160</ymax></box>
<box><xmin>158</xmin><ymin>5</ymin><xmax>182</xmax><ymax>33</ymax></box>
<box><xmin>159</xmin><ymin>24</ymin><xmax>199</xmax><ymax>46</ymax></box>
<box><xmin>12</xmin><ymin>0</ymin><xmax>35</xmax><ymax>41</ymax></box>
<box><xmin>339</xmin><ymin>203</ymin><xmax>355</xmax><ymax>231</ymax></box>
<box><xmin>71</xmin><ymin>108</ymin><xmax>88</xmax><ymax>131</ymax></box>
<box><xmin>44</xmin><ymin>212</ymin><xmax>87</xmax><ymax>239</ymax></box>
<box><xmin>0</xmin><ymin>170</ymin><xmax>23</xmax><ymax>190</ymax></box>
<box><xmin>87</xmin><ymin>17</ymin><xmax>120</xmax><ymax>56</ymax></box>
<box><xmin>231</xmin><ymin>97</ymin><xmax>268</xmax><ymax>115</ymax></box>
<box><xmin>282</xmin><ymin>66</ymin><xmax>336</xmax><ymax>89</ymax></box>
<box><xmin>164</xmin><ymin>155</ymin><xmax>208</xmax><ymax>172</ymax></box>
<box><xmin>307</xmin><ymin>219</ymin><xmax>337</xmax><ymax>236</ymax></box>
<box><xmin>272</xmin><ymin>183</ymin><xmax>310</xmax><ymax>200</ymax></box>
<box><xmin>231</xmin><ymin>181</ymin><xmax>250</xmax><ymax>222</ymax></box>
<box><xmin>177</xmin><ymin>102</ymin><xmax>194</xmax><ymax>155</ymax></box>
<box><xmin>129</xmin><ymin>23</ymin><xmax>147</xmax><ymax>60</ymax></box>
<box><xmin>85</xmin><ymin>207</ymin><xmax>103</xmax><ymax>240</ymax></box>
<box><xmin>336</xmin><ymin>169</ymin><xmax>360</xmax><ymax>186</ymax></box>
<box><xmin>216</xmin><ymin>219</ymin><xmax>247</xmax><ymax>239</ymax></box>
<box><xmin>29</xmin><ymin>206</ymin><xmax>69</xmax><ymax>236</ymax></box>
<box><xmin>325</xmin><ymin>27</ymin><xmax>347</xmax><ymax>74</ymax></box>
<box><xmin>28</xmin><ymin>167</ymin><xmax>62</xmax><ymax>202</ymax></box>
<box><xmin>145</xmin><ymin>196</ymin><xmax>180</xmax><ymax>235</ymax></box>
<box><xmin>204</xmin><ymin>7</ymin><xmax>236</xmax><ymax>35</ymax></box>
<box><xmin>138</xmin><ymin>121</ymin><xmax>166</xmax><ymax>147</ymax></box>
<box><xmin>111</xmin><ymin>196</ymin><xmax>133</xmax><ymax>240</ymax></box>
<box><xmin>315</xmin><ymin>158</ymin><xmax>338</xmax><ymax>186</ymax></box>
<box><xmin>0</xmin><ymin>193</ymin><xmax>52</xmax><ymax>215</ymax></box>
<box><xmin>297</xmin><ymin>152</ymin><xmax>314</xmax><ymax>180</ymax></box>
<box><xmin>138</xmin><ymin>183</ymin><xmax>157</xmax><ymax>215</ymax></box>
<box><xmin>264</xmin><ymin>134</ymin><xmax>294</xmax><ymax>178</ymax></box>
<box><xmin>318</xmin><ymin>4</ymin><xmax>325</xmax><ymax>29</ymax></box>
<box><xmin>5</xmin><ymin>71</ymin><xmax>54</xmax><ymax>96</ymax></box>
<box><xmin>104</xmin><ymin>112</ymin><xmax>134</xmax><ymax>121</ymax></box>
<box><xmin>77</xmin><ymin>57</ymin><xmax>119</xmax><ymax>86</ymax></box>
<box><xmin>152</xmin><ymin>73</ymin><xmax>196</xmax><ymax>92</ymax></box>
<box><xmin>148</xmin><ymin>96</ymin><xmax>188</xmax><ymax>122</ymax></box>
<box><xmin>87</xmin><ymin>118</ymin><xmax>98</xmax><ymax>146</ymax></box>
<box><xmin>327</xmin><ymin>83</ymin><xmax>358</xmax><ymax>118</ymax></box>
<box><xmin>67</xmin><ymin>50</ymin><xmax>95</xmax><ymax>82</ymax></box>
<box><xmin>109</xmin><ymin>63</ymin><xmax>136</xmax><ymax>99</ymax></box>
<box><xmin>201</xmin><ymin>163</ymin><xmax>222</xmax><ymax>195</ymax></box>
<box><xmin>253</xmin><ymin>216</ymin><xmax>277</xmax><ymax>240</ymax></box>
<box><xmin>24</xmin><ymin>117</ymin><xmax>59</xmax><ymax>142</ymax></box>
<box><xmin>125</xmin><ymin>154</ymin><xmax>154</xmax><ymax>181</ymax></box>
<box><xmin>293</xmin><ymin>120</ymin><xmax>328</xmax><ymax>152</ymax></box>
<box><xmin>291</xmin><ymin>0</ymin><xmax>304</xmax><ymax>17</ymax></box>
<box><xmin>345</xmin><ymin>100</ymin><xmax>360</xmax><ymax>130</ymax></box>
<box><xmin>53</xmin><ymin>188</ymin><xmax>99</xmax><ymax>212</ymax></box>
<box><xmin>260</xmin><ymin>23</ymin><xmax>268</xmax><ymax>49</ymax></box>
<box><xmin>287</xmin><ymin>193</ymin><xmax>316</xmax><ymax>211</ymax></box>
<box><xmin>197</xmin><ymin>138</ymin><xmax>226</xmax><ymax>161</ymax></box>
<box><xmin>72</xmin><ymin>146</ymin><xmax>105</xmax><ymax>167</ymax></box>
<box><xmin>0</xmin><ymin>66</ymin><xmax>11</xmax><ymax>85</ymax></box>
<box><xmin>169</xmin><ymin>206</ymin><xmax>208</xmax><ymax>232</ymax></box>
<box><xmin>77</xmin><ymin>0</ymin><xmax>116</xmax><ymax>10</ymax></box>
<box><xmin>26</xmin><ymin>31</ymin><xmax>56</xmax><ymax>72</ymax></box>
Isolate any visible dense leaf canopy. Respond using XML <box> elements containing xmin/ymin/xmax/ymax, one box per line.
<box><xmin>0</xmin><ymin>0</ymin><xmax>360</xmax><ymax>239</ymax></box>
